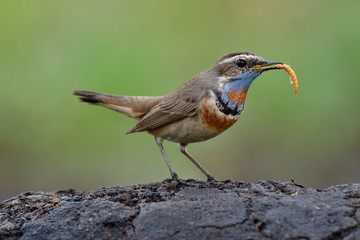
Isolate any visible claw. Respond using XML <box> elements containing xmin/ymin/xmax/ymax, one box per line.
<box><xmin>172</xmin><ymin>174</ymin><xmax>195</xmax><ymax>187</ymax></box>
<box><xmin>207</xmin><ymin>176</ymin><xmax>217</xmax><ymax>182</ymax></box>
<box><xmin>171</xmin><ymin>173</ymin><xmax>179</xmax><ymax>186</ymax></box>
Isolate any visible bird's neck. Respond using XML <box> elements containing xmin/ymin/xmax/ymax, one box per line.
<box><xmin>216</xmin><ymin>79</ymin><xmax>254</xmax><ymax>116</ymax></box>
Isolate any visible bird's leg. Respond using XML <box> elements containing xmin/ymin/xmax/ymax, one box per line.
<box><xmin>178</xmin><ymin>144</ymin><xmax>216</xmax><ymax>182</ymax></box>
<box><xmin>155</xmin><ymin>136</ymin><xmax>182</xmax><ymax>184</ymax></box>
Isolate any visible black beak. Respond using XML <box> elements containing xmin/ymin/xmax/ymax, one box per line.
<box><xmin>251</xmin><ymin>61</ymin><xmax>283</xmax><ymax>72</ymax></box>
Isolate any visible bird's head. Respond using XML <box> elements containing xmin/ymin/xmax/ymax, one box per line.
<box><xmin>210</xmin><ymin>52</ymin><xmax>283</xmax><ymax>115</ymax></box>
<box><xmin>213</xmin><ymin>51</ymin><xmax>282</xmax><ymax>86</ymax></box>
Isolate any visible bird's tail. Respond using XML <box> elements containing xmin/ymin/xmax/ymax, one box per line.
<box><xmin>73</xmin><ymin>90</ymin><xmax>163</xmax><ymax>120</ymax></box>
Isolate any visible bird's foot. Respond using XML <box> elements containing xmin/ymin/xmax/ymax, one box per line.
<box><xmin>169</xmin><ymin>173</ymin><xmax>218</xmax><ymax>187</ymax></box>
<box><xmin>206</xmin><ymin>175</ymin><xmax>217</xmax><ymax>183</ymax></box>
<box><xmin>171</xmin><ymin>173</ymin><xmax>188</xmax><ymax>187</ymax></box>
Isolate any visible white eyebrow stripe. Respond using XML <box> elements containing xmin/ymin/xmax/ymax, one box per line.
<box><xmin>218</xmin><ymin>56</ymin><xmax>240</xmax><ymax>64</ymax></box>
<box><xmin>218</xmin><ymin>54</ymin><xmax>256</xmax><ymax>65</ymax></box>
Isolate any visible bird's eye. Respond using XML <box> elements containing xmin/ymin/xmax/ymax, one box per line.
<box><xmin>236</xmin><ymin>59</ymin><xmax>246</xmax><ymax>68</ymax></box>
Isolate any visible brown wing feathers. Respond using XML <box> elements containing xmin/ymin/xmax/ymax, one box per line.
<box><xmin>125</xmin><ymin>89</ymin><xmax>205</xmax><ymax>134</ymax></box>
<box><xmin>74</xmin><ymin>87</ymin><xmax>205</xmax><ymax>134</ymax></box>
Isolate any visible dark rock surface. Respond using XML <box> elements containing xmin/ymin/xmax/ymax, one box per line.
<box><xmin>1</xmin><ymin>179</ymin><xmax>360</xmax><ymax>239</ymax></box>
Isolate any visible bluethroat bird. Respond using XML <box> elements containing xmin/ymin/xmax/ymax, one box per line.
<box><xmin>73</xmin><ymin>52</ymin><xmax>297</xmax><ymax>183</ymax></box>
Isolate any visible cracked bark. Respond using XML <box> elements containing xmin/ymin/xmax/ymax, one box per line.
<box><xmin>1</xmin><ymin>179</ymin><xmax>360</xmax><ymax>240</ymax></box>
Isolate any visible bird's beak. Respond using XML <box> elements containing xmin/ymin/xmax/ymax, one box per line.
<box><xmin>251</xmin><ymin>61</ymin><xmax>283</xmax><ymax>72</ymax></box>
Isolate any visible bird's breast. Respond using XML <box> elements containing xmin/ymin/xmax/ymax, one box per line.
<box><xmin>199</xmin><ymin>97</ymin><xmax>239</xmax><ymax>133</ymax></box>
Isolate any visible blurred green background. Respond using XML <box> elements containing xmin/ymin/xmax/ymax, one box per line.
<box><xmin>1</xmin><ymin>1</ymin><xmax>359</xmax><ymax>201</ymax></box>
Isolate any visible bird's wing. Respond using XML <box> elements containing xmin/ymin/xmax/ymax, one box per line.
<box><xmin>125</xmin><ymin>88</ymin><xmax>206</xmax><ymax>134</ymax></box>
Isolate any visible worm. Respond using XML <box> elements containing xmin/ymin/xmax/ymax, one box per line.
<box><xmin>275</xmin><ymin>64</ymin><xmax>298</xmax><ymax>93</ymax></box>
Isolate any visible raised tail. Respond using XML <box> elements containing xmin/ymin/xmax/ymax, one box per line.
<box><xmin>73</xmin><ymin>90</ymin><xmax>163</xmax><ymax>120</ymax></box>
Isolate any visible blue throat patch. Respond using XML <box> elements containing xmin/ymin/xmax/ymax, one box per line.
<box><xmin>217</xmin><ymin>71</ymin><xmax>262</xmax><ymax>116</ymax></box>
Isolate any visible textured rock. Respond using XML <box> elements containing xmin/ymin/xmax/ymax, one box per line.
<box><xmin>1</xmin><ymin>179</ymin><xmax>360</xmax><ymax>239</ymax></box>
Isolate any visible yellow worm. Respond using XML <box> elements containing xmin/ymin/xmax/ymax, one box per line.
<box><xmin>275</xmin><ymin>64</ymin><xmax>298</xmax><ymax>93</ymax></box>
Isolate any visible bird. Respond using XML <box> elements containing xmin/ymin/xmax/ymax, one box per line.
<box><xmin>73</xmin><ymin>52</ymin><xmax>289</xmax><ymax>184</ymax></box>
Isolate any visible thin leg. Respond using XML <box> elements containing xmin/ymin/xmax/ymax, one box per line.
<box><xmin>178</xmin><ymin>144</ymin><xmax>216</xmax><ymax>182</ymax></box>
<box><xmin>155</xmin><ymin>136</ymin><xmax>179</xmax><ymax>181</ymax></box>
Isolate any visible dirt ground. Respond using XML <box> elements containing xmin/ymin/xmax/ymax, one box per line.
<box><xmin>1</xmin><ymin>179</ymin><xmax>360</xmax><ymax>239</ymax></box>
